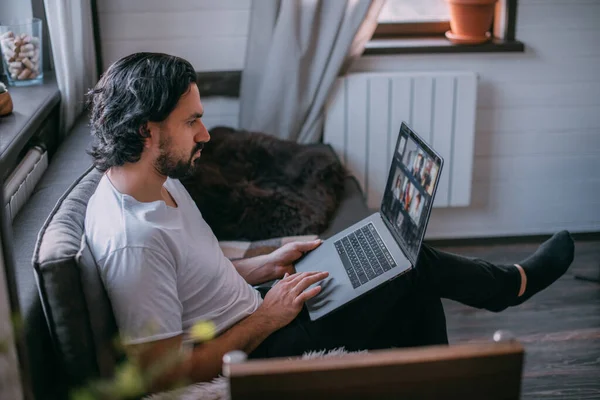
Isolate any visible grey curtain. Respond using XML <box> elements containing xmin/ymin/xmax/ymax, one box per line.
<box><xmin>44</xmin><ymin>0</ymin><xmax>98</xmax><ymax>134</ymax></box>
<box><xmin>239</xmin><ymin>0</ymin><xmax>384</xmax><ymax>143</ymax></box>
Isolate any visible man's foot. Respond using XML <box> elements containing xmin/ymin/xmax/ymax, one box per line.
<box><xmin>512</xmin><ymin>230</ymin><xmax>575</xmax><ymax>305</ymax></box>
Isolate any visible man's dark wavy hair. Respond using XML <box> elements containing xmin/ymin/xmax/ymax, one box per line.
<box><xmin>86</xmin><ymin>52</ymin><xmax>197</xmax><ymax>171</ymax></box>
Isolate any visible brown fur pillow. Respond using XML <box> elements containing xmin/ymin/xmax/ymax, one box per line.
<box><xmin>180</xmin><ymin>126</ymin><xmax>347</xmax><ymax>241</ymax></box>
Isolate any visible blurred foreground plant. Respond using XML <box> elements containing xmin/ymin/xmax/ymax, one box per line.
<box><xmin>71</xmin><ymin>320</ymin><xmax>216</xmax><ymax>400</ymax></box>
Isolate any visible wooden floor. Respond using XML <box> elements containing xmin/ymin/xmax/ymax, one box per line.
<box><xmin>434</xmin><ymin>235</ymin><xmax>600</xmax><ymax>400</ymax></box>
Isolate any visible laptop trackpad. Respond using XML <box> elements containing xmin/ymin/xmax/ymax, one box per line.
<box><xmin>296</xmin><ymin>243</ymin><xmax>346</xmax><ymax>309</ymax></box>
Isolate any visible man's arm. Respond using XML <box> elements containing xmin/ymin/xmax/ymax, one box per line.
<box><xmin>128</xmin><ymin>308</ymin><xmax>278</xmax><ymax>392</ymax></box>
<box><xmin>129</xmin><ymin>271</ymin><xmax>329</xmax><ymax>393</ymax></box>
<box><xmin>232</xmin><ymin>254</ymin><xmax>273</xmax><ymax>285</ymax></box>
<box><xmin>232</xmin><ymin>240</ymin><xmax>322</xmax><ymax>285</ymax></box>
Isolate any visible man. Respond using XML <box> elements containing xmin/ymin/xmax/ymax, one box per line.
<box><xmin>421</xmin><ymin>159</ymin><xmax>433</xmax><ymax>193</ymax></box>
<box><xmin>408</xmin><ymin>192</ymin><xmax>423</xmax><ymax>224</ymax></box>
<box><xmin>390</xmin><ymin>174</ymin><xmax>403</xmax><ymax>218</ymax></box>
<box><xmin>402</xmin><ymin>180</ymin><xmax>414</xmax><ymax>212</ymax></box>
<box><xmin>85</xmin><ymin>53</ymin><xmax>575</xmax><ymax>392</ymax></box>
<box><xmin>411</xmin><ymin>152</ymin><xmax>424</xmax><ymax>181</ymax></box>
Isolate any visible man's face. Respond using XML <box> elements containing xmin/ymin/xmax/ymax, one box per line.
<box><xmin>152</xmin><ymin>84</ymin><xmax>210</xmax><ymax>179</ymax></box>
<box><xmin>415</xmin><ymin>154</ymin><xmax>422</xmax><ymax>168</ymax></box>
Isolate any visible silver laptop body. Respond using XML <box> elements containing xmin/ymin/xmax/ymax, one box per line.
<box><xmin>295</xmin><ymin>122</ymin><xmax>444</xmax><ymax>321</ymax></box>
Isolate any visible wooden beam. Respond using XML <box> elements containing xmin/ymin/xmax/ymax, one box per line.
<box><xmin>196</xmin><ymin>71</ymin><xmax>241</xmax><ymax>98</ymax></box>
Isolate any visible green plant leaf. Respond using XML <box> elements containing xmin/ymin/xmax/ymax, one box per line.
<box><xmin>189</xmin><ymin>321</ymin><xmax>216</xmax><ymax>342</ymax></box>
<box><xmin>112</xmin><ymin>361</ymin><xmax>146</xmax><ymax>398</ymax></box>
<box><xmin>69</xmin><ymin>388</ymin><xmax>96</xmax><ymax>400</ymax></box>
<box><xmin>11</xmin><ymin>313</ymin><xmax>23</xmax><ymax>335</ymax></box>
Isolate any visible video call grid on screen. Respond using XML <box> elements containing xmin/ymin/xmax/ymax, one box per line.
<box><xmin>381</xmin><ymin>124</ymin><xmax>441</xmax><ymax>263</ymax></box>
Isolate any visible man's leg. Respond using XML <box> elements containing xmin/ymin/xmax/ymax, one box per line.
<box><xmin>249</xmin><ymin>274</ymin><xmax>447</xmax><ymax>359</ymax></box>
<box><xmin>414</xmin><ymin>231</ymin><xmax>575</xmax><ymax>312</ymax></box>
<box><xmin>249</xmin><ymin>231</ymin><xmax>574</xmax><ymax>359</ymax></box>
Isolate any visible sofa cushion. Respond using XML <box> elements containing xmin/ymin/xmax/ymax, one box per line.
<box><xmin>32</xmin><ymin>166</ymin><xmax>119</xmax><ymax>388</ymax></box>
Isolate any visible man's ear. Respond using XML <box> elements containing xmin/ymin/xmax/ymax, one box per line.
<box><xmin>141</xmin><ymin>122</ymin><xmax>158</xmax><ymax>149</ymax></box>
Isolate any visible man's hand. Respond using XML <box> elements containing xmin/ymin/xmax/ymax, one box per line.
<box><xmin>264</xmin><ymin>239</ymin><xmax>323</xmax><ymax>278</ymax></box>
<box><xmin>233</xmin><ymin>239</ymin><xmax>323</xmax><ymax>285</ymax></box>
<box><xmin>254</xmin><ymin>271</ymin><xmax>329</xmax><ymax>330</ymax></box>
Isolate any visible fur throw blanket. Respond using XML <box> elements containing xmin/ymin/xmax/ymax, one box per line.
<box><xmin>181</xmin><ymin>127</ymin><xmax>347</xmax><ymax>241</ymax></box>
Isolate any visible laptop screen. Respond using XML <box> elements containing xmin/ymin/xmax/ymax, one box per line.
<box><xmin>381</xmin><ymin>122</ymin><xmax>443</xmax><ymax>265</ymax></box>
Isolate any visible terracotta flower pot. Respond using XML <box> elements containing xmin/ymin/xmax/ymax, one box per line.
<box><xmin>0</xmin><ymin>90</ymin><xmax>13</xmax><ymax>116</ymax></box>
<box><xmin>445</xmin><ymin>0</ymin><xmax>498</xmax><ymax>44</ymax></box>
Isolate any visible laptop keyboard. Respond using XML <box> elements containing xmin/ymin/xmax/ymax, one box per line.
<box><xmin>334</xmin><ymin>223</ymin><xmax>397</xmax><ymax>289</ymax></box>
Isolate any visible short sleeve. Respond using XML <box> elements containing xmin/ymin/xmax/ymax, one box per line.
<box><xmin>99</xmin><ymin>246</ymin><xmax>183</xmax><ymax>345</ymax></box>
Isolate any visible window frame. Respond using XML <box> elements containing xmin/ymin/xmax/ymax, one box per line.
<box><xmin>373</xmin><ymin>21</ymin><xmax>451</xmax><ymax>39</ymax></box>
<box><xmin>367</xmin><ymin>0</ymin><xmax>522</xmax><ymax>54</ymax></box>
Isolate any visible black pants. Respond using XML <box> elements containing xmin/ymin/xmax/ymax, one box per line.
<box><xmin>249</xmin><ymin>243</ymin><xmax>521</xmax><ymax>359</ymax></box>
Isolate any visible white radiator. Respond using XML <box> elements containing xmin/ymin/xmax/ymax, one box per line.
<box><xmin>3</xmin><ymin>146</ymin><xmax>48</xmax><ymax>222</ymax></box>
<box><xmin>324</xmin><ymin>71</ymin><xmax>478</xmax><ymax>209</ymax></box>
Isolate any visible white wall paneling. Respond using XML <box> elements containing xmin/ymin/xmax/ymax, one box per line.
<box><xmin>97</xmin><ymin>0</ymin><xmax>251</xmax><ymax>72</ymax></box>
<box><xmin>96</xmin><ymin>0</ymin><xmax>251</xmax><ymax>129</ymax></box>
<box><xmin>200</xmin><ymin>97</ymin><xmax>240</xmax><ymax>131</ymax></box>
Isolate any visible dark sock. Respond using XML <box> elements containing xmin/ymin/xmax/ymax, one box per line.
<box><xmin>512</xmin><ymin>230</ymin><xmax>575</xmax><ymax>305</ymax></box>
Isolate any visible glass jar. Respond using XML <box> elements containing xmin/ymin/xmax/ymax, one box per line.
<box><xmin>0</xmin><ymin>18</ymin><xmax>44</xmax><ymax>87</ymax></box>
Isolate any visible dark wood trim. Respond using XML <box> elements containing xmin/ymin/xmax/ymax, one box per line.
<box><xmin>196</xmin><ymin>70</ymin><xmax>242</xmax><ymax>98</ymax></box>
<box><xmin>364</xmin><ymin>37</ymin><xmax>524</xmax><ymax>56</ymax></box>
<box><xmin>90</xmin><ymin>0</ymin><xmax>104</xmax><ymax>78</ymax></box>
<box><xmin>373</xmin><ymin>21</ymin><xmax>450</xmax><ymax>38</ymax></box>
<box><xmin>506</xmin><ymin>0</ymin><xmax>518</xmax><ymax>41</ymax></box>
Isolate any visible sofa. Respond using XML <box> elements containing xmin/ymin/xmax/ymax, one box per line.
<box><xmin>10</xmin><ymin>110</ymin><xmax>528</xmax><ymax>399</ymax></box>
<box><xmin>10</xmin><ymin>113</ymin><xmax>381</xmax><ymax>398</ymax></box>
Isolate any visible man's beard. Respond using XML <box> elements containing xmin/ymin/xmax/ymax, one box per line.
<box><xmin>154</xmin><ymin>136</ymin><xmax>204</xmax><ymax>179</ymax></box>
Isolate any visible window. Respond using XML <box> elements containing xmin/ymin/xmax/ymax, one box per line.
<box><xmin>374</xmin><ymin>0</ymin><xmax>451</xmax><ymax>38</ymax></box>
<box><xmin>379</xmin><ymin>0</ymin><xmax>449</xmax><ymax>23</ymax></box>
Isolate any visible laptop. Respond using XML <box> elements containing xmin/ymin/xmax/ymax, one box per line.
<box><xmin>295</xmin><ymin>121</ymin><xmax>444</xmax><ymax>321</ymax></box>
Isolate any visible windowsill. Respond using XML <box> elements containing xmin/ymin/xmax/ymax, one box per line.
<box><xmin>0</xmin><ymin>73</ymin><xmax>60</xmax><ymax>180</ymax></box>
<box><xmin>364</xmin><ymin>37</ymin><xmax>525</xmax><ymax>56</ymax></box>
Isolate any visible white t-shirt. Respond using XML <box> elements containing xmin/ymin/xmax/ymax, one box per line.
<box><xmin>85</xmin><ymin>174</ymin><xmax>263</xmax><ymax>345</ymax></box>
